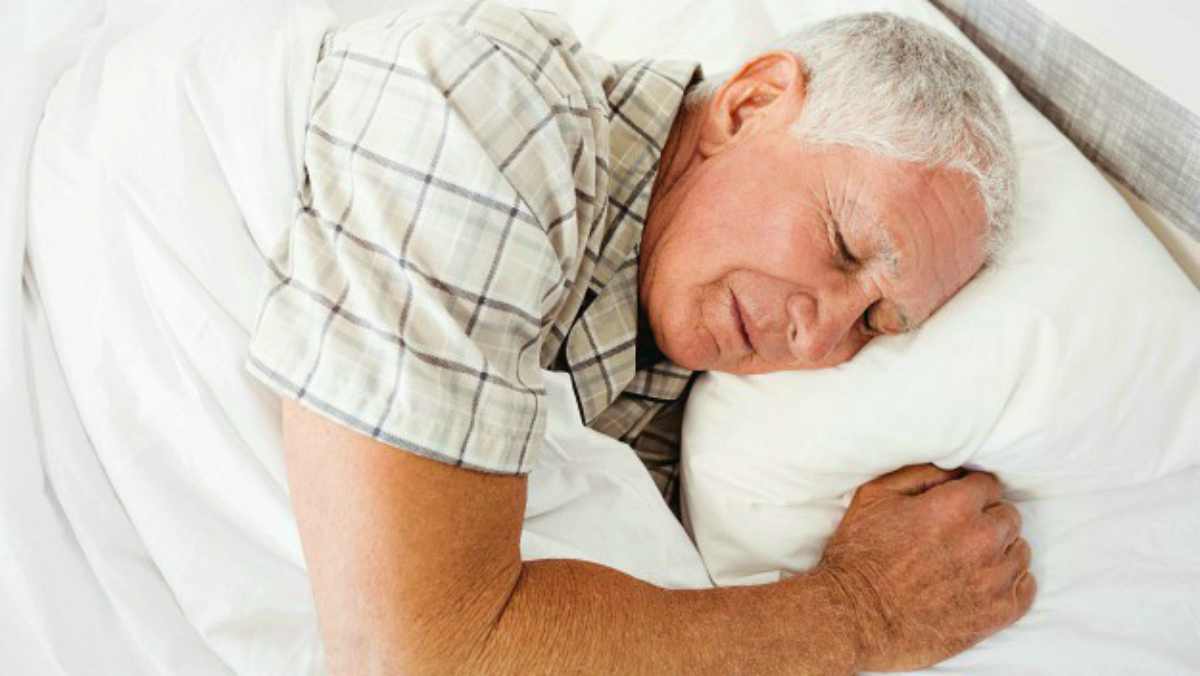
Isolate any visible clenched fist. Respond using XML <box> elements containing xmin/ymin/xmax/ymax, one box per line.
<box><xmin>814</xmin><ymin>464</ymin><xmax>1036</xmax><ymax>672</ymax></box>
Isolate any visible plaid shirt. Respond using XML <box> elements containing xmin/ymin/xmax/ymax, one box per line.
<box><xmin>245</xmin><ymin>1</ymin><xmax>700</xmax><ymax>510</ymax></box>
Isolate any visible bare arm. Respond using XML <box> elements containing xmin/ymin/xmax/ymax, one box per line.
<box><xmin>283</xmin><ymin>400</ymin><xmax>1033</xmax><ymax>675</ymax></box>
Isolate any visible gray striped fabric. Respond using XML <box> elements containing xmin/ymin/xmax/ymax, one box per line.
<box><xmin>933</xmin><ymin>0</ymin><xmax>1200</xmax><ymax>242</ymax></box>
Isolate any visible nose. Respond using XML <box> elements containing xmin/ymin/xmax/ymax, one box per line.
<box><xmin>785</xmin><ymin>291</ymin><xmax>870</xmax><ymax>363</ymax></box>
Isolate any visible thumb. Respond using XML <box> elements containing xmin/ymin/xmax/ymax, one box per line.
<box><xmin>858</xmin><ymin>464</ymin><xmax>966</xmax><ymax>499</ymax></box>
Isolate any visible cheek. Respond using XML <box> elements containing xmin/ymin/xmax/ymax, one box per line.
<box><xmin>645</xmin><ymin>200</ymin><xmax>745</xmax><ymax>322</ymax></box>
<box><xmin>652</xmin><ymin>280</ymin><xmax>727</xmax><ymax>370</ymax></box>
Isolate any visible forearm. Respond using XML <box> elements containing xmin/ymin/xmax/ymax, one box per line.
<box><xmin>466</xmin><ymin>559</ymin><xmax>859</xmax><ymax>675</ymax></box>
<box><xmin>283</xmin><ymin>405</ymin><xmax>859</xmax><ymax>675</ymax></box>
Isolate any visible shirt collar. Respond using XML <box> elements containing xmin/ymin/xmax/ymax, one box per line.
<box><xmin>564</xmin><ymin>58</ymin><xmax>701</xmax><ymax>424</ymax></box>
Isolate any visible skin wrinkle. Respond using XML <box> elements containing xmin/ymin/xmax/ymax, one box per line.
<box><xmin>847</xmin><ymin>173</ymin><xmax>916</xmax><ymax>334</ymax></box>
<box><xmin>819</xmin><ymin>182</ymin><xmax>880</xmax><ymax>336</ymax></box>
<box><xmin>825</xmin><ymin>194</ymin><xmax>909</xmax><ymax>335</ymax></box>
<box><xmin>929</xmin><ymin>171</ymin><xmax>982</xmax><ymax>309</ymax></box>
<box><xmin>840</xmin><ymin>188</ymin><xmax>902</xmax><ymax>278</ymax></box>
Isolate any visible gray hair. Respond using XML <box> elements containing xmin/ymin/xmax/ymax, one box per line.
<box><xmin>685</xmin><ymin>13</ymin><xmax>1016</xmax><ymax>258</ymax></box>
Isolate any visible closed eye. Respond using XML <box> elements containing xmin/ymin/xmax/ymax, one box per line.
<box><xmin>832</xmin><ymin>221</ymin><xmax>860</xmax><ymax>266</ymax></box>
<box><xmin>861</xmin><ymin>302</ymin><xmax>880</xmax><ymax>335</ymax></box>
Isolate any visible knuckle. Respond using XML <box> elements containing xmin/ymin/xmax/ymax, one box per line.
<box><xmin>969</xmin><ymin>469</ymin><xmax>1000</xmax><ymax>484</ymax></box>
<box><xmin>993</xmin><ymin>502</ymin><xmax>1021</xmax><ymax>528</ymax></box>
<box><xmin>1007</xmin><ymin>505</ymin><xmax>1024</xmax><ymax>533</ymax></box>
<box><xmin>936</xmin><ymin>485</ymin><xmax>975</xmax><ymax>517</ymax></box>
<box><xmin>974</xmin><ymin>472</ymin><xmax>1004</xmax><ymax>503</ymax></box>
<box><xmin>848</xmin><ymin>487</ymin><xmax>880</xmax><ymax>512</ymax></box>
<box><xmin>1011</xmin><ymin>538</ymin><xmax>1032</xmax><ymax>566</ymax></box>
<box><xmin>963</xmin><ymin>470</ymin><xmax>994</xmax><ymax>488</ymax></box>
<box><xmin>965</xmin><ymin>524</ymin><xmax>999</xmax><ymax>560</ymax></box>
<box><xmin>854</xmin><ymin>481</ymin><xmax>880</xmax><ymax>501</ymax></box>
<box><xmin>988</xmin><ymin>506</ymin><xmax>1021</xmax><ymax>546</ymax></box>
<box><xmin>989</xmin><ymin>593</ymin><xmax>1022</xmax><ymax>627</ymax></box>
<box><xmin>1016</xmin><ymin>572</ymin><xmax>1038</xmax><ymax>611</ymax></box>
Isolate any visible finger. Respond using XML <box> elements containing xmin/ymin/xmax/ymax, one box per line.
<box><xmin>983</xmin><ymin>537</ymin><xmax>1031</xmax><ymax>599</ymax></box>
<box><xmin>1003</xmin><ymin>538</ymin><xmax>1032</xmax><ymax>583</ymax></box>
<box><xmin>1014</xmin><ymin>570</ymin><xmax>1037</xmax><ymax>617</ymax></box>
<box><xmin>929</xmin><ymin>470</ymin><xmax>1003</xmax><ymax>510</ymax></box>
<box><xmin>984</xmin><ymin>502</ymin><xmax>1022</xmax><ymax>550</ymax></box>
<box><xmin>991</xmin><ymin>566</ymin><xmax>1037</xmax><ymax>631</ymax></box>
<box><xmin>862</xmin><ymin>463</ymin><xmax>967</xmax><ymax>497</ymax></box>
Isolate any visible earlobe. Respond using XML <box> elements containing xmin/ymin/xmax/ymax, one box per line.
<box><xmin>696</xmin><ymin>50</ymin><xmax>806</xmax><ymax>159</ymax></box>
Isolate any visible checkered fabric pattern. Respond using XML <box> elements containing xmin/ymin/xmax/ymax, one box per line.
<box><xmin>245</xmin><ymin>0</ymin><xmax>699</xmax><ymax>505</ymax></box>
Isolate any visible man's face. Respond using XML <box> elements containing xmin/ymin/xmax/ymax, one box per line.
<box><xmin>639</xmin><ymin>129</ymin><xmax>989</xmax><ymax>374</ymax></box>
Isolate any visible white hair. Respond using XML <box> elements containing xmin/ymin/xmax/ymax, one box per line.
<box><xmin>686</xmin><ymin>13</ymin><xmax>1016</xmax><ymax>258</ymax></box>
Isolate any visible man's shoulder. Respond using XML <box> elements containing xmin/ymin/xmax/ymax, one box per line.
<box><xmin>338</xmin><ymin>1</ymin><xmax>605</xmax><ymax>99</ymax></box>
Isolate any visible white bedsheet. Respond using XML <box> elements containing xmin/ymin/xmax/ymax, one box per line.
<box><xmin>6</xmin><ymin>1</ymin><xmax>1198</xmax><ymax>674</ymax></box>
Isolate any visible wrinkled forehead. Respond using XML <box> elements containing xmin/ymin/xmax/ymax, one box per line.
<box><xmin>857</xmin><ymin>159</ymin><xmax>989</xmax><ymax>323</ymax></box>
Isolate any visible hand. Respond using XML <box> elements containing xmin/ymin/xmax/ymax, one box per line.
<box><xmin>815</xmin><ymin>464</ymin><xmax>1035</xmax><ymax>672</ymax></box>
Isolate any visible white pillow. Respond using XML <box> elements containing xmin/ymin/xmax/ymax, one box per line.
<box><xmin>680</xmin><ymin>2</ymin><xmax>1200</xmax><ymax>587</ymax></box>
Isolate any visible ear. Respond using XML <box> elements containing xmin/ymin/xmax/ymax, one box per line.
<box><xmin>697</xmin><ymin>51</ymin><xmax>806</xmax><ymax>158</ymax></box>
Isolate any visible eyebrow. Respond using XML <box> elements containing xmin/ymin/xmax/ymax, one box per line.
<box><xmin>875</xmin><ymin>229</ymin><xmax>900</xmax><ymax>275</ymax></box>
<box><xmin>871</xmin><ymin>228</ymin><xmax>918</xmax><ymax>331</ymax></box>
<box><xmin>829</xmin><ymin>213</ymin><xmax>917</xmax><ymax>332</ymax></box>
<box><xmin>830</xmin><ymin>210</ymin><xmax>901</xmax><ymax>276</ymax></box>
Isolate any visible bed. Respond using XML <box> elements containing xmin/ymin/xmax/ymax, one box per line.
<box><xmin>4</xmin><ymin>1</ymin><xmax>1198</xmax><ymax>674</ymax></box>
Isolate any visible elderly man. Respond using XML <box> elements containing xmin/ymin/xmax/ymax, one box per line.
<box><xmin>245</xmin><ymin>2</ymin><xmax>1032</xmax><ymax>673</ymax></box>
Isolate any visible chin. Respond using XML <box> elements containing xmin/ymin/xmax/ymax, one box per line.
<box><xmin>660</xmin><ymin>342</ymin><xmax>713</xmax><ymax>372</ymax></box>
<box><xmin>654</xmin><ymin>327</ymin><xmax>716</xmax><ymax>372</ymax></box>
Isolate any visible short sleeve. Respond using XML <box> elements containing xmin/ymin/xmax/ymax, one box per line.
<box><xmin>245</xmin><ymin>5</ymin><xmax>595</xmax><ymax>474</ymax></box>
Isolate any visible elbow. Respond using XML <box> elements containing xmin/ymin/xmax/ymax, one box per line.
<box><xmin>326</xmin><ymin>563</ymin><xmax>526</xmax><ymax>676</ymax></box>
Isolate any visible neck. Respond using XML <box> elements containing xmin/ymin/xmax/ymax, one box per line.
<box><xmin>643</xmin><ymin>101</ymin><xmax>706</xmax><ymax>257</ymax></box>
<box><xmin>636</xmin><ymin>99</ymin><xmax>707</xmax><ymax>364</ymax></box>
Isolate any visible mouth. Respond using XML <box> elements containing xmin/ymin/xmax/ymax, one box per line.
<box><xmin>729</xmin><ymin>291</ymin><xmax>754</xmax><ymax>353</ymax></box>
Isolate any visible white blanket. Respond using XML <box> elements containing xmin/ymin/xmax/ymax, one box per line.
<box><xmin>16</xmin><ymin>3</ymin><xmax>708</xmax><ymax>674</ymax></box>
